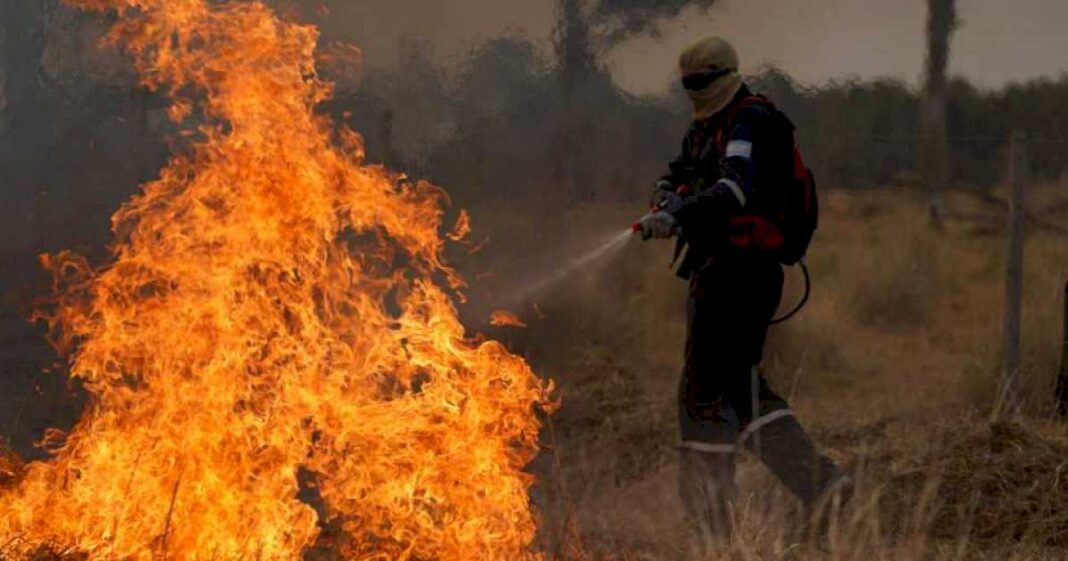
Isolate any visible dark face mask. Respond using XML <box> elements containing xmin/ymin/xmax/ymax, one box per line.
<box><xmin>681</xmin><ymin>67</ymin><xmax>733</xmax><ymax>91</ymax></box>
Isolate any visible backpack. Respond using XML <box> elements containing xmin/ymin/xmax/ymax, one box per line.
<box><xmin>717</xmin><ymin>95</ymin><xmax>818</xmax><ymax>266</ymax></box>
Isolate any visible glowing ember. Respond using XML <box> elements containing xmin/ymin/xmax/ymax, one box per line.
<box><xmin>0</xmin><ymin>1</ymin><xmax>550</xmax><ymax>559</ymax></box>
<box><xmin>489</xmin><ymin>311</ymin><xmax>528</xmax><ymax>329</ymax></box>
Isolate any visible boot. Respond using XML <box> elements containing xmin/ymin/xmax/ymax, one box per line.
<box><xmin>678</xmin><ymin>446</ymin><xmax>738</xmax><ymax>551</ymax></box>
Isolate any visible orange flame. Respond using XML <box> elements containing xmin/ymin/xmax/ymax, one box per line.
<box><xmin>489</xmin><ymin>311</ymin><xmax>528</xmax><ymax>329</ymax></box>
<box><xmin>0</xmin><ymin>1</ymin><xmax>550</xmax><ymax>559</ymax></box>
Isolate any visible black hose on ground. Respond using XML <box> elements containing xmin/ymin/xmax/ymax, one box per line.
<box><xmin>770</xmin><ymin>261</ymin><xmax>811</xmax><ymax>326</ymax></box>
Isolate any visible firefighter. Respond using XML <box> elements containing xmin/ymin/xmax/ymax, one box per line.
<box><xmin>636</xmin><ymin>36</ymin><xmax>850</xmax><ymax>544</ymax></box>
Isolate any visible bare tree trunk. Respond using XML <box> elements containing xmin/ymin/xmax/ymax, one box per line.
<box><xmin>552</xmin><ymin>0</ymin><xmax>596</xmax><ymax>205</ymax></box>
<box><xmin>556</xmin><ymin>0</ymin><xmax>595</xmax><ymax>98</ymax></box>
<box><xmin>919</xmin><ymin>0</ymin><xmax>957</xmax><ymax>228</ymax></box>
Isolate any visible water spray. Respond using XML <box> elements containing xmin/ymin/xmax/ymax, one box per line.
<box><xmin>503</xmin><ymin>228</ymin><xmax>635</xmax><ymax>308</ymax></box>
<box><xmin>498</xmin><ymin>208</ymin><xmax>672</xmax><ymax>310</ymax></box>
<box><xmin>495</xmin><ymin>205</ymin><xmax>810</xmax><ymax>326</ymax></box>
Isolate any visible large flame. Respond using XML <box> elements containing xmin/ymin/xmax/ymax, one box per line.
<box><xmin>0</xmin><ymin>1</ymin><xmax>549</xmax><ymax>559</ymax></box>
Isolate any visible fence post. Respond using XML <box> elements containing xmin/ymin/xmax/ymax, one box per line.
<box><xmin>1057</xmin><ymin>282</ymin><xmax>1068</xmax><ymax>417</ymax></box>
<box><xmin>999</xmin><ymin>130</ymin><xmax>1027</xmax><ymax>415</ymax></box>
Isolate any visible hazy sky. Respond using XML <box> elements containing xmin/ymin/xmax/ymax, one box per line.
<box><xmin>314</xmin><ymin>0</ymin><xmax>1068</xmax><ymax>96</ymax></box>
<box><xmin>609</xmin><ymin>0</ymin><xmax>1068</xmax><ymax>95</ymax></box>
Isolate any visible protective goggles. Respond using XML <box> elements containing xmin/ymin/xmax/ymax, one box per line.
<box><xmin>681</xmin><ymin>67</ymin><xmax>734</xmax><ymax>91</ymax></box>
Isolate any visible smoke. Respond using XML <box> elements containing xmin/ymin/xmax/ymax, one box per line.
<box><xmin>0</xmin><ymin>0</ymin><xmax>164</xmax><ymax>458</ymax></box>
<box><xmin>2</xmin><ymin>0</ymin><xmax>1067</xmax><ymax>464</ymax></box>
<box><xmin>495</xmin><ymin>229</ymin><xmax>635</xmax><ymax>312</ymax></box>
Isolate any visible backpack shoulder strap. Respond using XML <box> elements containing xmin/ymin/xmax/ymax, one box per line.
<box><xmin>719</xmin><ymin>95</ymin><xmax>799</xmax><ymax>149</ymax></box>
<box><xmin>718</xmin><ymin>95</ymin><xmax>783</xmax><ymax>149</ymax></box>
<box><xmin>725</xmin><ymin>94</ymin><xmax>773</xmax><ymax>126</ymax></box>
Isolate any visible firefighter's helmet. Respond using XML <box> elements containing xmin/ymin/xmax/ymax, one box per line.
<box><xmin>679</xmin><ymin>36</ymin><xmax>744</xmax><ymax>120</ymax></box>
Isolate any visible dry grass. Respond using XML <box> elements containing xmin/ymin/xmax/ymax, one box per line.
<box><xmin>8</xmin><ymin>187</ymin><xmax>1062</xmax><ymax>560</ymax></box>
<box><xmin>914</xmin><ymin>420</ymin><xmax>1068</xmax><ymax>547</ymax></box>
<box><xmin>474</xmin><ymin>185</ymin><xmax>1068</xmax><ymax>560</ymax></box>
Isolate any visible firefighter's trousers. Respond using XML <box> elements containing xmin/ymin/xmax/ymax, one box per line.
<box><xmin>677</xmin><ymin>257</ymin><xmax>844</xmax><ymax>540</ymax></box>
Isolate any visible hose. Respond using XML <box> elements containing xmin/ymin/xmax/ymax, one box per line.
<box><xmin>770</xmin><ymin>261</ymin><xmax>811</xmax><ymax>326</ymax></box>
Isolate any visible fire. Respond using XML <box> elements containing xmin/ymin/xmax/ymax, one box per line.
<box><xmin>489</xmin><ymin>312</ymin><xmax>528</xmax><ymax>329</ymax></box>
<box><xmin>0</xmin><ymin>1</ymin><xmax>550</xmax><ymax>560</ymax></box>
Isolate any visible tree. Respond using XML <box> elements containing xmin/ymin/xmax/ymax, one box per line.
<box><xmin>549</xmin><ymin>0</ymin><xmax>718</xmax><ymax>204</ymax></box>
<box><xmin>919</xmin><ymin>0</ymin><xmax>957</xmax><ymax>227</ymax></box>
<box><xmin>553</xmin><ymin>0</ymin><xmax>720</xmax><ymax>95</ymax></box>
<box><xmin>592</xmin><ymin>0</ymin><xmax>718</xmax><ymax>44</ymax></box>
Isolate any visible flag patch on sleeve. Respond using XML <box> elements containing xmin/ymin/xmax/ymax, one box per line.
<box><xmin>725</xmin><ymin>140</ymin><xmax>753</xmax><ymax>159</ymax></box>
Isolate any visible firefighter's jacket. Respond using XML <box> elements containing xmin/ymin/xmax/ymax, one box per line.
<box><xmin>655</xmin><ymin>85</ymin><xmax>796</xmax><ymax>279</ymax></box>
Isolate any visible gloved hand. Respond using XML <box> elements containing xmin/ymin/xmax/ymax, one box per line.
<box><xmin>652</xmin><ymin>189</ymin><xmax>683</xmax><ymax>212</ymax></box>
<box><xmin>637</xmin><ymin>211</ymin><xmax>678</xmax><ymax>241</ymax></box>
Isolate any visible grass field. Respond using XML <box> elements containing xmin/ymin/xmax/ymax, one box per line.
<box><xmin>1</xmin><ymin>185</ymin><xmax>1065</xmax><ymax>560</ymax></box>
<box><xmin>469</xmin><ymin>185</ymin><xmax>1068</xmax><ymax>560</ymax></box>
